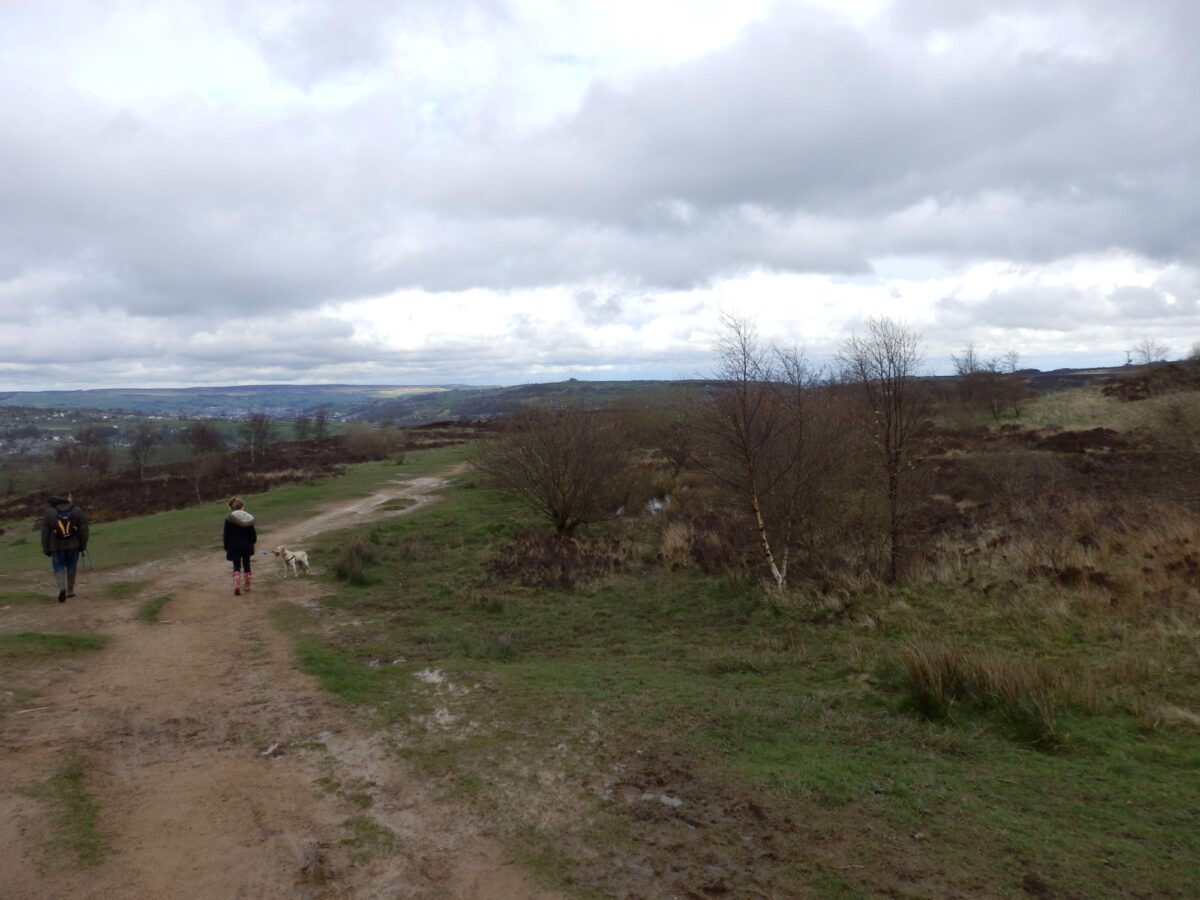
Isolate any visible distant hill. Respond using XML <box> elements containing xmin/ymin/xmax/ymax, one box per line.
<box><xmin>0</xmin><ymin>366</ymin><xmax>1149</xmax><ymax>423</ymax></box>
<box><xmin>350</xmin><ymin>380</ymin><xmax>712</xmax><ymax>425</ymax></box>
<box><xmin>0</xmin><ymin>384</ymin><xmax>465</xmax><ymax>417</ymax></box>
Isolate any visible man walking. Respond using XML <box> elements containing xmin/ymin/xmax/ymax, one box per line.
<box><xmin>41</xmin><ymin>494</ymin><xmax>88</xmax><ymax>603</ymax></box>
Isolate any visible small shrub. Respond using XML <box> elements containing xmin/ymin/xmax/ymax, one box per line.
<box><xmin>333</xmin><ymin>535</ymin><xmax>380</xmax><ymax>586</ymax></box>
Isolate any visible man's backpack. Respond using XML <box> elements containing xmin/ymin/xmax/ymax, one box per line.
<box><xmin>55</xmin><ymin>510</ymin><xmax>77</xmax><ymax>540</ymax></box>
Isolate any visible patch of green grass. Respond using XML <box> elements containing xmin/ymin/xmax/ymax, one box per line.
<box><xmin>0</xmin><ymin>590</ymin><xmax>52</xmax><ymax>605</ymax></box>
<box><xmin>1016</xmin><ymin>384</ymin><xmax>1200</xmax><ymax>431</ymax></box>
<box><xmin>339</xmin><ymin>816</ymin><xmax>396</xmax><ymax>861</ymax></box>
<box><xmin>512</xmin><ymin>825</ymin><xmax>611</xmax><ymax>899</ymax></box>
<box><xmin>104</xmin><ymin>580</ymin><xmax>150</xmax><ymax>600</ymax></box>
<box><xmin>134</xmin><ymin>595</ymin><xmax>173</xmax><ymax>622</ymax></box>
<box><xmin>343</xmin><ymin>791</ymin><xmax>374</xmax><ymax>809</ymax></box>
<box><xmin>807</xmin><ymin>870</ymin><xmax>871</xmax><ymax>899</ymax></box>
<box><xmin>23</xmin><ymin>755</ymin><xmax>107</xmax><ymax>867</ymax></box>
<box><xmin>289</xmin><ymin>634</ymin><xmax>424</xmax><ymax>726</ymax></box>
<box><xmin>268</xmin><ymin>601</ymin><xmax>317</xmax><ymax>634</ymax></box>
<box><xmin>0</xmin><ymin>632</ymin><xmax>108</xmax><ymax>658</ymax></box>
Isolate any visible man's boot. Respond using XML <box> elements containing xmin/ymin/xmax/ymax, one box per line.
<box><xmin>54</xmin><ymin>569</ymin><xmax>67</xmax><ymax>603</ymax></box>
<box><xmin>67</xmin><ymin>570</ymin><xmax>77</xmax><ymax>599</ymax></box>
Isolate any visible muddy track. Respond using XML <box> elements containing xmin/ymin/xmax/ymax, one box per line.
<box><xmin>0</xmin><ymin>469</ymin><xmax>561</xmax><ymax>899</ymax></box>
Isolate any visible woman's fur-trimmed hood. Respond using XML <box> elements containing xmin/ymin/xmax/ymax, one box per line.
<box><xmin>226</xmin><ymin>509</ymin><xmax>255</xmax><ymax>527</ymax></box>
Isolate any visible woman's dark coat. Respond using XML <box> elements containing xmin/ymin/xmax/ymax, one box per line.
<box><xmin>223</xmin><ymin>510</ymin><xmax>257</xmax><ymax>560</ymax></box>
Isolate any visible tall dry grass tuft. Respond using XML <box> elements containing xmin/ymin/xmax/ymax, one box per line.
<box><xmin>659</xmin><ymin>521</ymin><xmax>695</xmax><ymax>568</ymax></box>
<box><xmin>900</xmin><ymin>641</ymin><xmax>1068</xmax><ymax>748</ymax></box>
<box><xmin>1139</xmin><ymin>703</ymin><xmax>1200</xmax><ymax>734</ymax></box>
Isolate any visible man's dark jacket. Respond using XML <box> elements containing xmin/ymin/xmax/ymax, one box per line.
<box><xmin>41</xmin><ymin>497</ymin><xmax>88</xmax><ymax>556</ymax></box>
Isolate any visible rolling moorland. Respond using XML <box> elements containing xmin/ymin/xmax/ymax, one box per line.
<box><xmin>0</xmin><ymin>366</ymin><xmax>1142</xmax><ymax>483</ymax></box>
<box><xmin>0</xmin><ymin>364</ymin><xmax>1136</xmax><ymax>423</ymax></box>
<box><xmin>1</xmin><ymin>360</ymin><xmax>1199</xmax><ymax>898</ymax></box>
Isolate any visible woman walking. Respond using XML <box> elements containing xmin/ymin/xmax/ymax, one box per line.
<box><xmin>223</xmin><ymin>497</ymin><xmax>257</xmax><ymax>596</ymax></box>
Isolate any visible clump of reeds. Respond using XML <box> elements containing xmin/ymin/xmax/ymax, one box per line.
<box><xmin>899</xmin><ymin>640</ymin><xmax>1068</xmax><ymax>749</ymax></box>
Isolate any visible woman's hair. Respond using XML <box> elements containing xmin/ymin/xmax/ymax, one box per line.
<box><xmin>228</xmin><ymin>497</ymin><xmax>244</xmax><ymax>510</ymax></box>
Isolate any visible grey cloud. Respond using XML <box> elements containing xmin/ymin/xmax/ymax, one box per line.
<box><xmin>1110</xmin><ymin>286</ymin><xmax>1197</xmax><ymax>319</ymax></box>
<box><xmin>426</xmin><ymin>1</ymin><xmax>1200</xmax><ymax>268</ymax></box>
<box><xmin>937</xmin><ymin>285</ymin><xmax>1095</xmax><ymax>331</ymax></box>
<box><xmin>935</xmin><ymin>278</ymin><xmax>1200</xmax><ymax>333</ymax></box>
<box><xmin>236</xmin><ymin>0</ymin><xmax>510</xmax><ymax>87</ymax></box>
<box><xmin>573</xmin><ymin>290</ymin><xmax>624</xmax><ymax>325</ymax></box>
<box><xmin>5</xmin><ymin>0</ymin><xmax>1198</xmax><ymax>313</ymax></box>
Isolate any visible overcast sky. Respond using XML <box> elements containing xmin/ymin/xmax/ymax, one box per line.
<box><xmin>1</xmin><ymin>0</ymin><xmax>1197</xmax><ymax>389</ymax></box>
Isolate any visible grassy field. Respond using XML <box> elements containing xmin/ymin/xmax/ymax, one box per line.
<box><xmin>0</xmin><ymin>444</ymin><xmax>471</xmax><ymax>577</ymax></box>
<box><xmin>1013</xmin><ymin>385</ymin><xmax>1200</xmax><ymax>432</ymax></box>
<box><xmin>273</xmin><ymin>475</ymin><xmax>1200</xmax><ymax>898</ymax></box>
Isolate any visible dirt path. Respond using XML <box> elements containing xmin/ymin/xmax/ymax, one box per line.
<box><xmin>0</xmin><ymin>471</ymin><xmax>562</xmax><ymax>899</ymax></box>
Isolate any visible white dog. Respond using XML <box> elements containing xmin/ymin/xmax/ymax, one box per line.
<box><xmin>273</xmin><ymin>545</ymin><xmax>311</xmax><ymax>577</ymax></box>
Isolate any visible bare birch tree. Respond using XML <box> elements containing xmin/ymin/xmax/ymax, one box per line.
<box><xmin>179</xmin><ymin>420</ymin><xmax>226</xmax><ymax>502</ymax></box>
<box><xmin>239</xmin><ymin>412</ymin><xmax>275</xmax><ymax>465</ymax></box>
<box><xmin>128</xmin><ymin>420</ymin><xmax>162</xmax><ymax>482</ymax></box>
<box><xmin>293</xmin><ymin>412</ymin><xmax>312</xmax><ymax>441</ymax></box>
<box><xmin>313</xmin><ymin>409</ymin><xmax>329</xmax><ymax>440</ymax></box>
<box><xmin>952</xmin><ymin>343</ymin><xmax>1027</xmax><ymax>421</ymax></box>
<box><xmin>1133</xmin><ymin>338</ymin><xmax>1169</xmax><ymax>366</ymax></box>
<box><xmin>692</xmin><ymin>316</ymin><xmax>844</xmax><ymax>590</ymax></box>
<box><xmin>838</xmin><ymin>317</ymin><xmax>929</xmax><ymax>583</ymax></box>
